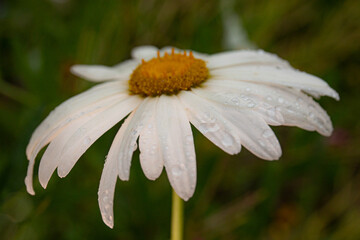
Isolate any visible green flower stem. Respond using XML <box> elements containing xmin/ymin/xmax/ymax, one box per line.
<box><xmin>171</xmin><ymin>189</ymin><xmax>183</xmax><ymax>240</ymax></box>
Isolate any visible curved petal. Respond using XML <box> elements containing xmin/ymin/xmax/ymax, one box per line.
<box><xmin>193</xmin><ymin>84</ymin><xmax>285</xmax><ymax>126</ymax></box>
<box><xmin>26</xmin><ymin>81</ymin><xmax>127</xmax><ymax>161</ymax></box>
<box><xmin>222</xmin><ymin>108</ymin><xmax>282</xmax><ymax>160</ymax></box>
<box><xmin>70</xmin><ymin>65</ymin><xmax>127</xmax><ymax>82</ymax></box>
<box><xmin>108</xmin><ymin>97</ymin><xmax>156</xmax><ymax>181</ymax></box>
<box><xmin>131</xmin><ymin>45</ymin><xmax>159</xmax><ymax>61</ymax></box>
<box><xmin>56</xmin><ymin>95</ymin><xmax>142</xmax><ymax>178</ymax></box>
<box><xmin>178</xmin><ymin>91</ymin><xmax>241</xmax><ymax>155</ymax></box>
<box><xmin>37</xmin><ymin>110</ymin><xmax>101</xmax><ymax>189</ymax></box>
<box><xmin>97</xmin><ymin>113</ymin><xmax>134</xmax><ymax>229</ymax></box>
<box><xmin>207</xmin><ymin>50</ymin><xmax>291</xmax><ymax>69</ymax></box>
<box><xmin>139</xmin><ymin>99</ymin><xmax>164</xmax><ymax>180</ymax></box>
<box><xmin>156</xmin><ymin>95</ymin><xmax>196</xmax><ymax>201</ymax></box>
<box><xmin>188</xmin><ymin>87</ymin><xmax>281</xmax><ymax>160</ymax></box>
<box><xmin>202</xmin><ymin>79</ymin><xmax>333</xmax><ymax>136</ymax></box>
<box><xmin>210</xmin><ymin>65</ymin><xmax>339</xmax><ymax>100</ymax></box>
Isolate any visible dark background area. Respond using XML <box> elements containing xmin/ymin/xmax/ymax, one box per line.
<box><xmin>1</xmin><ymin>0</ymin><xmax>359</xmax><ymax>239</ymax></box>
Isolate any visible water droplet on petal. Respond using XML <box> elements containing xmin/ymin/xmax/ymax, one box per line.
<box><xmin>247</xmin><ymin>101</ymin><xmax>255</xmax><ymax>108</ymax></box>
<box><xmin>231</xmin><ymin>97</ymin><xmax>240</xmax><ymax>105</ymax></box>
<box><xmin>221</xmin><ymin>134</ymin><xmax>234</xmax><ymax>147</ymax></box>
<box><xmin>199</xmin><ymin>123</ymin><xmax>220</xmax><ymax>134</ymax></box>
<box><xmin>172</xmin><ymin>166</ymin><xmax>182</xmax><ymax>176</ymax></box>
<box><xmin>278</xmin><ymin>97</ymin><xmax>284</xmax><ymax>104</ymax></box>
<box><xmin>132</xmin><ymin>142</ymin><xmax>138</xmax><ymax>151</ymax></box>
<box><xmin>84</xmin><ymin>137</ymin><xmax>91</xmax><ymax>145</ymax></box>
<box><xmin>262</xmin><ymin>129</ymin><xmax>274</xmax><ymax>138</ymax></box>
<box><xmin>258</xmin><ymin>139</ymin><xmax>266</xmax><ymax>147</ymax></box>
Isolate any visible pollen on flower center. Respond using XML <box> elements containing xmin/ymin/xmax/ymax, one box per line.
<box><xmin>129</xmin><ymin>49</ymin><xmax>209</xmax><ymax>96</ymax></box>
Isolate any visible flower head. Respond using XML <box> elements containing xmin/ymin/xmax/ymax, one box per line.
<box><xmin>25</xmin><ymin>46</ymin><xmax>338</xmax><ymax>228</ymax></box>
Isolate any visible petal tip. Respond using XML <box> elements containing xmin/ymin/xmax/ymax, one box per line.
<box><xmin>25</xmin><ymin>178</ymin><xmax>35</xmax><ymax>195</ymax></box>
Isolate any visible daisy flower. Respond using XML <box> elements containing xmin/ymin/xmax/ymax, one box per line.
<box><xmin>25</xmin><ymin>46</ymin><xmax>338</xmax><ymax>228</ymax></box>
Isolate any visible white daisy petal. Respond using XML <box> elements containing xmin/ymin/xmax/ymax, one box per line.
<box><xmin>139</xmin><ymin>100</ymin><xmax>164</xmax><ymax>180</ymax></box>
<box><xmin>131</xmin><ymin>45</ymin><xmax>159</xmax><ymax>61</ymax></box>
<box><xmin>210</xmin><ymin>65</ymin><xmax>339</xmax><ymax>100</ymax></box>
<box><xmin>70</xmin><ymin>65</ymin><xmax>127</xmax><ymax>82</ymax></box>
<box><xmin>97</xmin><ymin>114</ymin><xmax>135</xmax><ymax>229</ymax></box>
<box><xmin>178</xmin><ymin>91</ymin><xmax>241</xmax><ymax>155</ymax></box>
<box><xmin>222</xmin><ymin>108</ymin><xmax>282</xmax><ymax>160</ymax></box>
<box><xmin>156</xmin><ymin>95</ymin><xmax>196</xmax><ymax>201</ymax></box>
<box><xmin>38</xmin><ymin>112</ymin><xmax>98</xmax><ymax>189</ymax></box>
<box><xmin>97</xmin><ymin>148</ymin><xmax>118</xmax><ymax>229</ymax></box>
<box><xmin>56</xmin><ymin>96</ymin><xmax>142</xmax><ymax>178</ymax></box>
<box><xmin>202</xmin><ymin>79</ymin><xmax>333</xmax><ymax>136</ymax></box>
<box><xmin>207</xmin><ymin>50</ymin><xmax>291</xmax><ymax>69</ymax></box>
<box><xmin>193</xmin><ymin>85</ymin><xmax>285</xmax><ymax>126</ymax></box>
<box><xmin>109</xmin><ymin>98</ymin><xmax>155</xmax><ymax>181</ymax></box>
<box><xmin>25</xmin><ymin>84</ymin><xmax>128</xmax><ymax>194</ymax></box>
<box><xmin>26</xmin><ymin>81</ymin><xmax>127</xmax><ymax>161</ymax></box>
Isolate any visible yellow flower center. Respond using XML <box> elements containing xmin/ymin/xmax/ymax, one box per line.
<box><xmin>129</xmin><ymin>49</ymin><xmax>209</xmax><ymax>96</ymax></box>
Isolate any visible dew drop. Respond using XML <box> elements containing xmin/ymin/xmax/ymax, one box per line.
<box><xmin>172</xmin><ymin>166</ymin><xmax>182</xmax><ymax>176</ymax></box>
<box><xmin>278</xmin><ymin>97</ymin><xmax>284</xmax><ymax>104</ymax></box>
<box><xmin>132</xmin><ymin>142</ymin><xmax>138</xmax><ymax>151</ymax></box>
<box><xmin>266</xmin><ymin>96</ymin><xmax>272</xmax><ymax>101</ymax></box>
<box><xmin>221</xmin><ymin>134</ymin><xmax>234</xmax><ymax>147</ymax></box>
<box><xmin>247</xmin><ymin>102</ymin><xmax>255</xmax><ymax>108</ymax></box>
<box><xmin>199</xmin><ymin>123</ymin><xmax>220</xmax><ymax>133</ymax></box>
<box><xmin>231</xmin><ymin>97</ymin><xmax>240</xmax><ymax>105</ymax></box>
<box><xmin>258</xmin><ymin>139</ymin><xmax>266</xmax><ymax>147</ymax></box>
<box><xmin>84</xmin><ymin>137</ymin><xmax>91</xmax><ymax>145</ymax></box>
<box><xmin>262</xmin><ymin>129</ymin><xmax>273</xmax><ymax>138</ymax></box>
<box><xmin>308</xmin><ymin>112</ymin><xmax>315</xmax><ymax>119</ymax></box>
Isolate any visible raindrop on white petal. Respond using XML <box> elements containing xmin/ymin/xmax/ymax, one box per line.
<box><xmin>172</xmin><ymin>166</ymin><xmax>182</xmax><ymax>176</ymax></box>
<box><xmin>132</xmin><ymin>142</ymin><xmax>138</xmax><ymax>151</ymax></box>
<box><xmin>308</xmin><ymin>112</ymin><xmax>315</xmax><ymax>120</ymax></box>
<box><xmin>84</xmin><ymin>137</ymin><xmax>91</xmax><ymax>145</ymax></box>
<box><xmin>266</xmin><ymin>96</ymin><xmax>273</xmax><ymax>101</ymax></box>
<box><xmin>221</xmin><ymin>134</ymin><xmax>234</xmax><ymax>147</ymax></box>
<box><xmin>199</xmin><ymin>123</ymin><xmax>220</xmax><ymax>134</ymax></box>
<box><xmin>262</xmin><ymin>129</ymin><xmax>274</xmax><ymax>138</ymax></box>
<box><xmin>278</xmin><ymin>97</ymin><xmax>284</xmax><ymax>104</ymax></box>
<box><xmin>247</xmin><ymin>101</ymin><xmax>256</xmax><ymax>108</ymax></box>
<box><xmin>231</xmin><ymin>97</ymin><xmax>240</xmax><ymax>105</ymax></box>
<box><xmin>258</xmin><ymin>139</ymin><xmax>266</xmax><ymax>147</ymax></box>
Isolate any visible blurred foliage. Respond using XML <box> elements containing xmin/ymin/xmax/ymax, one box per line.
<box><xmin>1</xmin><ymin>0</ymin><xmax>360</xmax><ymax>239</ymax></box>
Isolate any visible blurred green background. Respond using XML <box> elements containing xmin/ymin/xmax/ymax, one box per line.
<box><xmin>1</xmin><ymin>0</ymin><xmax>360</xmax><ymax>239</ymax></box>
